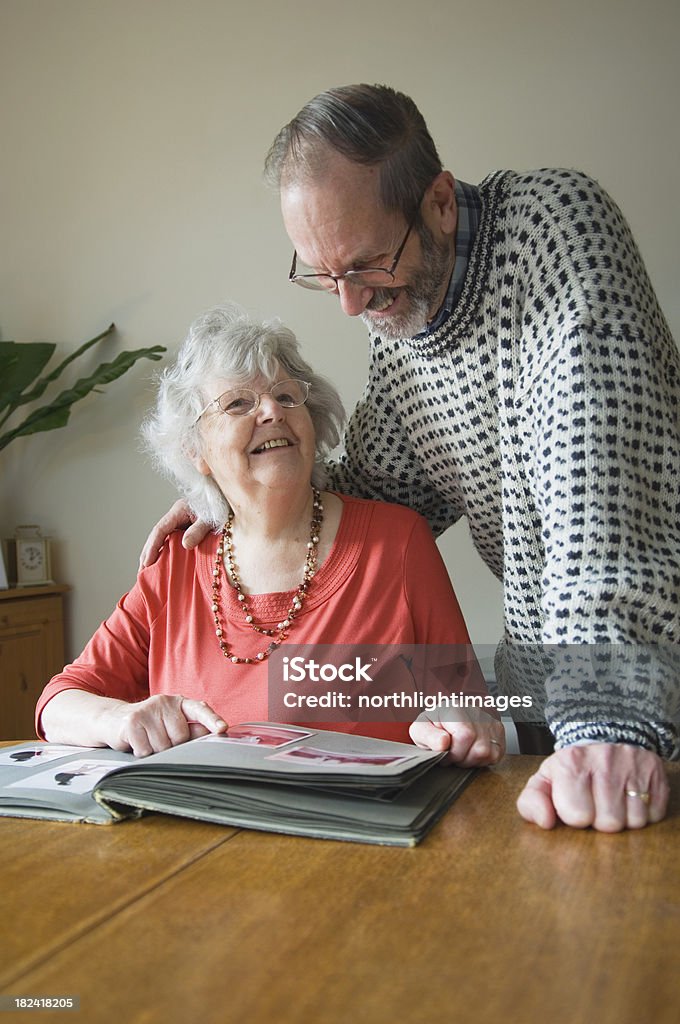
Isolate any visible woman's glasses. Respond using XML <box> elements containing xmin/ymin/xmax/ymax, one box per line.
<box><xmin>196</xmin><ymin>379</ymin><xmax>311</xmax><ymax>420</ymax></box>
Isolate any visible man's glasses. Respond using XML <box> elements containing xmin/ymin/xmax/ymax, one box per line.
<box><xmin>196</xmin><ymin>379</ymin><xmax>311</xmax><ymax>421</ymax></box>
<box><xmin>288</xmin><ymin>204</ymin><xmax>420</xmax><ymax>292</ymax></box>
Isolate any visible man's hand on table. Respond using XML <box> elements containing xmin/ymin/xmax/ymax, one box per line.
<box><xmin>517</xmin><ymin>742</ymin><xmax>669</xmax><ymax>831</ymax></box>
<box><xmin>139</xmin><ymin>500</ymin><xmax>211</xmax><ymax>568</ymax></box>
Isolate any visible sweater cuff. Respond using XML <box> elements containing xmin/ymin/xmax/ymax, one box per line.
<box><xmin>552</xmin><ymin>719</ymin><xmax>679</xmax><ymax>760</ymax></box>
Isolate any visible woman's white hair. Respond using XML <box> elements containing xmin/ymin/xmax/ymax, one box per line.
<box><xmin>142</xmin><ymin>303</ymin><xmax>346</xmax><ymax>527</ymax></box>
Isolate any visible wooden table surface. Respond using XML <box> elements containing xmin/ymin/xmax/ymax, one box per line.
<box><xmin>1</xmin><ymin>755</ymin><xmax>679</xmax><ymax>1024</ymax></box>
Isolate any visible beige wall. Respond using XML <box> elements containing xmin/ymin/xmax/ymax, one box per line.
<box><xmin>1</xmin><ymin>0</ymin><xmax>678</xmax><ymax>656</ymax></box>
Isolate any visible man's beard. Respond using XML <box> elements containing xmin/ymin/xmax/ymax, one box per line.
<box><xmin>360</xmin><ymin>223</ymin><xmax>453</xmax><ymax>341</ymax></box>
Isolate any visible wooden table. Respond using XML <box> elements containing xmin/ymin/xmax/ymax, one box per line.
<box><xmin>1</xmin><ymin>756</ymin><xmax>678</xmax><ymax>1024</ymax></box>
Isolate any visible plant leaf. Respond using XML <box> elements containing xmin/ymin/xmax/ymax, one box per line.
<box><xmin>0</xmin><ymin>342</ymin><xmax>56</xmax><ymax>414</ymax></box>
<box><xmin>0</xmin><ymin>345</ymin><xmax>165</xmax><ymax>452</ymax></box>
<box><xmin>3</xmin><ymin>324</ymin><xmax>116</xmax><ymax>413</ymax></box>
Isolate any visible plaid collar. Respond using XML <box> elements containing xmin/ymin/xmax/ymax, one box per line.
<box><xmin>418</xmin><ymin>178</ymin><xmax>481</xmax><ymax>337</ymax></box>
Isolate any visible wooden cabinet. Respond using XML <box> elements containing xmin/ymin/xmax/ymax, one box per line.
<box><xmin>0</xmin><ymin>585</ymin><xmax>69</xmax><ymax>741</ymax></box>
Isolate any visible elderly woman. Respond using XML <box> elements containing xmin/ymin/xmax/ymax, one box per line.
<box><xmin>37</xmin><ymin>304</ymin><xmax>504</xmax><ymax>765</ymax></box>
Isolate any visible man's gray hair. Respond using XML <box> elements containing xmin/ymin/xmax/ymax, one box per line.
<box><xmin>142</xmin><ymin>303</ymin><xmax>346</xmax><ymax>527</ymax></box>
<box><xmin>264</xmin><ymin>83</ymin><xmax>443</xmax><ymax>220</ymax></box>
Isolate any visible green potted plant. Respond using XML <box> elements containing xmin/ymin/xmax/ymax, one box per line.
<box><xmin>0</xmin><ymin>323</ymin><xmax>165</xmax><ymax>452</ymax></box>
<box><xmin>0</xmin><ymin>323</ymin><xmax>166</xmax><ymax>586</ymax></box>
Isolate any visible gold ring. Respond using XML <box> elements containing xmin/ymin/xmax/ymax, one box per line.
<box><xmin>626</xmin><ymin>789</ymin><xmax>651</xmax><ymax>804</ymax></box>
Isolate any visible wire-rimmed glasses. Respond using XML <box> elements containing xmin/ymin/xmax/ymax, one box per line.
<box><xmin>288</xmin><ymin>204</ymin><xmax>420</xmax><ymax>292</ymax></box>
<box><xmin>196</xmin><ymin>379</ymin><xmax>311</xmax><ymax>422</ymax></box>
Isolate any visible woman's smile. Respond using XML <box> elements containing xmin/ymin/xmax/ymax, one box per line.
<box><xmin>250</xmin><ymin>436</ymin><xmax>296</xmax><ymax>455</ymax></box>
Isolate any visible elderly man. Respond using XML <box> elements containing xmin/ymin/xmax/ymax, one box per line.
<box><xmin>144</xmin><ymin>83</ymin><xmax>680</xmax><ymax>831</ymax></box>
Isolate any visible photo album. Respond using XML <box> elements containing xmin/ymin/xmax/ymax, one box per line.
<box><xmin>0</xmin><ymin>723</ymin><xmax>477</xmax><ymax>847</ymax></box>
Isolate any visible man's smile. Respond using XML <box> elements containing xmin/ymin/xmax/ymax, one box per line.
<box><xmin>366</xmin><ymin>288</ymin><xmax>400</xmax><ymax>314</ymax></box>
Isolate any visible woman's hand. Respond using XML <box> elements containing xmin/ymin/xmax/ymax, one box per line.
<box><xmin>410</xmin><ymin>708</ymin><xmax>505</xmax><ymax>767</ymax></box>
<box><xmin>102</xmin><ymin>694</ymin><xmax>228</xmax><ymax>757</ymax></box>
<box><xmin>138</xmin><ymin>500</ymin><xmax>211</xmax><ymax>568</ymax></box>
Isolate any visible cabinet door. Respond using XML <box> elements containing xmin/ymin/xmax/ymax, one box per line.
<box><xmin>0</xmin><ymin>597</ymin><xmax>65</xmax><ymax>740</ymax></box>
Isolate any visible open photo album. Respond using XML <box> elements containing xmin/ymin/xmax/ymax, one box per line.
<box><xmin>0</xmin><ymin>723</ymin><xmax>477</xmax><ymax>847</ymax></box>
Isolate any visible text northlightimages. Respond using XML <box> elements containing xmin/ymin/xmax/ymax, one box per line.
<box><xmin>283</xmin><ymin>691</ymin><xmax>533</xmax><ymax>712</ymax></box>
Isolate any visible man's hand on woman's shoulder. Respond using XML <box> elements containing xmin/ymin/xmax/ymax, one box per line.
<box><xmin>139</xmin><ymin>500</ymin><xmax>210</xmax><ymax>568</ymax></box>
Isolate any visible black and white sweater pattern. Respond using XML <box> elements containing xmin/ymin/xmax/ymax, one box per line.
<box><xmin>330</xmin><ymin>168</ymin><xmax>680</xmax><ymax>756</ymax></box>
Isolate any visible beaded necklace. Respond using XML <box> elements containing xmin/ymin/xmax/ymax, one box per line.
<box><xmin>211</xmin><ymin>488</ymin><xmax>324</xmax><ymax>664</ymax></box>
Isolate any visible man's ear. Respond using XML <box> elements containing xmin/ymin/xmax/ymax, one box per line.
<box><xmin>424</xmin><ymin>171</ymin><xmax>457</xmax><ymax>238</ymax></box>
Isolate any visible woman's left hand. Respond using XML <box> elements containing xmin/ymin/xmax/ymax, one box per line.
<box><xmin>410</xmin><ymin>708</ymin><xmax>505</xmax><ymax>767</ymax></box>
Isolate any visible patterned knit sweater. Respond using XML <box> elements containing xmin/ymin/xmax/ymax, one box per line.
<box><xmin>329</xmin><ymin>168</ymin><xmax>680</xmax><ymax>757</ymax></box>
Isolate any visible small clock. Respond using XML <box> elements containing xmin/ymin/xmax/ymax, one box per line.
<box><xmin>14</xmin><ymin>525</ymin><xmax>54</xmax><ymax>587</ymax></box>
